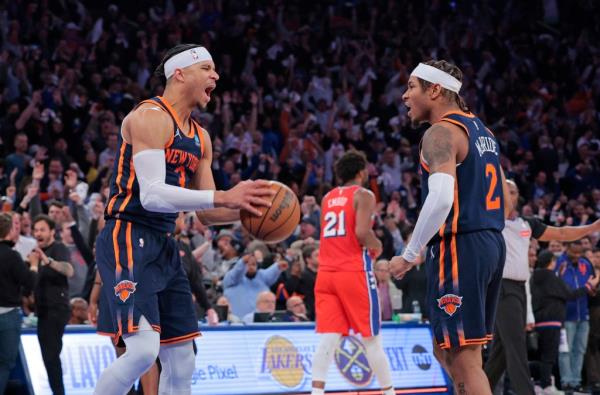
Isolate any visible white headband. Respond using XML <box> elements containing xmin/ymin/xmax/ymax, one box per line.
<box><xmin>164</xmin><ymin>46</ymin><xmax>213</xmax><ymax>79</ymax></box>
<box><xmin>410</xmin><ymin>63</ymin><xmax>462</xmax><ymax>93</ymax></box>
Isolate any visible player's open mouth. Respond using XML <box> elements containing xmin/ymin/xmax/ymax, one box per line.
<box><xmin>204</xmin><ymin>86</ymin><xmax>215</xmax><ymax>99</ymax></box>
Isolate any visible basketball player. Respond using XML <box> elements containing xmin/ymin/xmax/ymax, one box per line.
<box><xmin>311</xmin><ymin>151</ymin><xmax>395</xmax><ymax>395</ymax></box>
<box><xmin>93</xmin><ymin>44</ymin><xmax>275</xmax><ymax>395</ymax></box>
<box><xmin>390</xmin><ymin>60</ymin><xmax>510</xmax><ymax>394</ymax></box>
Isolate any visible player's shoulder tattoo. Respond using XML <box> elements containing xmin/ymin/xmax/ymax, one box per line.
<box><xmin>422</xmin><ymin>123</ymin><xmax>454</xmax><ymax>169</ymax></box>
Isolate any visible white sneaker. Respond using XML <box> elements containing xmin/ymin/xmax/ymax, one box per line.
<box><xmin>542</xmin><ymin>386</ymin><xmax>565</xmax><ymax>395</ymax></box>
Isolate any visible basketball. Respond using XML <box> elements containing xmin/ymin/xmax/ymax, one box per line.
<box><xmin>240</xmin><ymin>181</ymin><xmax>301</xmax><ymax>244</ymax></box>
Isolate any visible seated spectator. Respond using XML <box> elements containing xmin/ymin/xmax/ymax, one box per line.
<box><xmin>215</xmin><ymin>296</ymin><xmax>242</xmax><ymax>324</ymax></box>
<box><xmin>223</xmin><ymin>253</ymin><xmax>287</xmax><ymax>319</ymax></box>
<box><xmin>242</xmin><ymin>291</ymin><xmax>277</xmax><ymax>324</ymax></box>
<box><xmin>531</xmin><ymin>250</ymin><xmax>598</xmax><ymax>395</ymax></box>
<box><xmin>285</xmin><ymin>296</ymin><xmax>310</xmax><ymax>322</ymax></box>
<box><xmin>68</xmin><ymin>297</ymin><xmax>89</xmax><ymax>325</ymax></box>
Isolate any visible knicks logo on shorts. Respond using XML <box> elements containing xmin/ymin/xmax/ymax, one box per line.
<box><xmin>437</xmin><ymin>294</ymin><xmax>463</xmax><ymax>316</ymax></box>
<box><xmin>114</xmin><ymin>280</ymin><xmax>138</xmax><ymax>303</ymax></box>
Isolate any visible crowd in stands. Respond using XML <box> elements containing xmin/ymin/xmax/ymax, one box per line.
<box><xmin>1</xmin><ymin>0</ymin><xmax>600</xmax><ymax>393</ymax></box>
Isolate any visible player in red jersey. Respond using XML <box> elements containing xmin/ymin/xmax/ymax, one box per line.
<box><xmin>311</xmin><ymin>151</ymin><xmax>395</xmax><ymax>395</ymax></box>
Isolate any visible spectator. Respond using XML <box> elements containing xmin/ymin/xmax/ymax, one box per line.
<box><xmin>68</xmin><ymin>297</ymin><xmax>89</xmax><ymax>325</ymax></box>
<box><xmin>531</xmin><ymin>250</ymin><xmax>598</xmax><ymax>395</ymax></box>
<box><xmin>299</xmin><ymin>244</ymin><xmax>319</xmax><ymax>320</ymax></box>
<box><xmin>4</xmin><ymin>132</ymin><xmax>30</xmax><ymax>186</ymax></box>
<box><xmin>242</xmin><ymin>291</ymin><xmax>277</xmax><ymax>324</ymax></box>
<box><xmin>212</xmin><ymin>229</ymin><xmax>241</xmax><ymax>281</ymax></box>
<box><xmin>556</xmin><ymin>240</ymin><xmax>596</xmax><ymax>393</ymax></box>
<box><xmin>285</xmin><ymin>296</ymin><xmax>309</xmax><ymax>322</ymax></box>
<box><xmin>585</xmin><ymin>248</ymin><xmax>600</xmax><ymax>393</ymax></box>
<box><xmin>10</xmin><ymin>211</ymin><xmax>36</xmax><ymax>260</ymax></box>
<box><xmin>60</xmin><ymin>207</ymin><xmax>94</xmax><ymax>298</ymax></box>
<box><xmin>0</xmin><ymin>212</ymin><xmax>38</xmax><ymax>394</ymax></box>
<box><xmin>174</xmin><ymin>212</ymin><xmax>217</xmax><ymax>325</ymax></box>
<box><xmin>374</xmin><ymin>259</ymin><xmax>402</xmax><ymax>321</ymax></box>
<box><xmin>299</xmin><ymin>217</ymin><xmax>319</xmax><ymax>241</ymax></box>
<box><xmin>29</xmin><ymin>215</ymin><xmax>74</xmax><ymax>395</ymax></box>
<box><xmin>224</xmin><ymin>254</ymin><xmax>286</xmax><ymax>319</ymax></box>
<box><xmin>392</xmin><ymin>234</ymin><xmax>427</xmax><ymax>317</ymax></box>
<box><xmin>215</xmin><ymin>296</ymin><xmax>242</xmax><ymax>324</ymax></box>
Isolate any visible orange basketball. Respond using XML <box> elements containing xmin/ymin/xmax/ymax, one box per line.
<box><xmin>240</xmin><ymin>181</ymin><xmax>301</xmax><ymax>244</ymax></box>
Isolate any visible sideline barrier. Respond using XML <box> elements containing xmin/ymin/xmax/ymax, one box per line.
<box><xmin>18</xmin><ymin>322</ymin><xmax>450</xmax><ymax>395</ymax></box>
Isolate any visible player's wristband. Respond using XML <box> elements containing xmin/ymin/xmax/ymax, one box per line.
<box><xmin>133</xmin><ymin>149</ymin><xmax>214</xmax><ymax>213</ymax></box>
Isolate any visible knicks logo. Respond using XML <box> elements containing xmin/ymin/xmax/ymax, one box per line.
<box><xmin>437</xmin><ymin>294</ymin><xmax>463</xmax><ymax>316</ymax></box>
<box><xmin>114</xmin><ymin>280</ymin><xmax>138</xmax><ymax>303</ymax></box>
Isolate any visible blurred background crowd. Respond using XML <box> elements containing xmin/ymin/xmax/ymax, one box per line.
<box><xmin>1</xmin><ymin>0</ymin><xmax>600</xmax><ymax>394</ymax></box>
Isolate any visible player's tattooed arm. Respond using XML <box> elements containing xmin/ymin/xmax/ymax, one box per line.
<box><xmin>421</xmin><ymin>123</ymin><xmax>458</xmax><ymax>176</ymax></box>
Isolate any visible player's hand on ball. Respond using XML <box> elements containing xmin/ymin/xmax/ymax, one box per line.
<box><xmin>219</xmin><ymin>179</ymin><xmax>276</xmax><ymax>216</ymax></box>
<box><xmin>389</xmin><ymin>256</ymin><xmax>414</xmax><ymax>280</ymax></box>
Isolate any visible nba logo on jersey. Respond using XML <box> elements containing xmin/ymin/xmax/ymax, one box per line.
<box><xmin>437</xmin><ymin>294</ymin><xmax>463</xmax><ymax>316</ymax></box>
<box><xmin>114</xmin><ymin>280</ymin><xmax>138</xmax><ymax>303</ymax></box>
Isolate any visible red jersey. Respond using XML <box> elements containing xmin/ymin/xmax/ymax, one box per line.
<box><xmin>318</xmin><ymin>185</ymin><xmax>371</xmax><ymax>272</ymax></box>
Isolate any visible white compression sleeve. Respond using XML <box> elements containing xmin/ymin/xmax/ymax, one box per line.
<box><xmin>362</xmin><ymin>335</ymin><xmax>394</xmax><ymax>391</ymax></box>
<box><xmin>93</xmin><ymin>316</ymin><xmax>160</xmax><ymax>395</ymax></box>
<box><xmin>158</xmin><ymin>341</ymin><xmax>195</xmax><ymax>395</ymax></box>
<box><xmin>402</xmin><ymin>172</ymin><xmax>455</xmax><ymax>262</ymax></box>
<box><xmin>133</xmin><ymin>149</ymin><xmax>214</xmax><ymax>213</ymax></box>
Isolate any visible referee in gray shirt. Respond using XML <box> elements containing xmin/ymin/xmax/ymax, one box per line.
<box><xmin>485</xmin><ymin>180</ymin><xmax>600</xmax><ymax>394</ymax></box>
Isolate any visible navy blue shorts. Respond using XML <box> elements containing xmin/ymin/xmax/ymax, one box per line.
<box><xmin>96</xmin><ymin>219</ymin><xmax>200</xmax><ymax>344</ymax></box>
<box><xmin>425</xmin><ymin>230</ymin><xmax>505</xmax><ymax>350</ymax></box>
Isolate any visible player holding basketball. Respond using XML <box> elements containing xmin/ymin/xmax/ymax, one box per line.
<box><xmin>311</xmin><ymin>151</ymin><xmax>395</xmax><ymax>395</ymax></box>
<box><xmin>390</xmin><ymin>60</ymin><xmax>510</xmax><ymax>394</ymax></box>
<box><xmin>93</xmin><ymin>44</ymin><xmax>274</xmax><ymax>395</ymax></box>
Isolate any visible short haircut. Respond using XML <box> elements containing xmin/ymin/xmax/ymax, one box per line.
<box><xmin>302</xmin><ymin>245</ymin><xmax>318</xmax><ymax>261</ymax></box>
<box><xmin>154</xmin><ymin>43</ymin><xmax>202</xmax><ymax>78</ymax></box>
<box><xmin>0</xmin><ymin>213</ymin><xmax>13</xmax><ymax>239</ymax></box>
<box><xmin>48</xmin><ymin>200</ymin><xmax>65</xmax><ymax>209</ymax></box>
<box><xmin>334</xmin><ymin>150</ymin><xmax>367</xmax><ymax>185</ymax></box>
<box><xmin>33</xmin><ymin>214</ymin><xmax>55</xmax><ymax>230</ymax></box>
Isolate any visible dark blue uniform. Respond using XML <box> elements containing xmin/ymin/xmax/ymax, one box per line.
<box><xmin>97</xmin><ymin>96</ymin><xmax>205</xmax><ymax>345</ymax></box>
<box><xmin>420</xmin><ymin>111</ymin><xmax>506</xmax><ymax>350</ymax></box>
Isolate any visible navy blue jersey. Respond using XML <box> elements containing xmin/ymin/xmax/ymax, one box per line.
<box><xmin>420</xmin><ymin>111</ymin><xmax>504</xmax><ymax>240</ymax></box>
<box><xmin>104</xmin><ymin>96</ymin><xmax>205</xmax><ymax>233</ymax></box>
